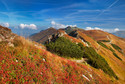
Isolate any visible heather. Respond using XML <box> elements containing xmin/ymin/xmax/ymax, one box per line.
<box><xmin>0</xmin><ymin>39</ymin><xmax>113</xmax><ymax>84</ymax></box>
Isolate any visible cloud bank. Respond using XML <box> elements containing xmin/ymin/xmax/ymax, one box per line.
<box><xmin>85</xmin><ymin>27</ymin><xmax>120</xmax><ymax>32</ymax></box>
<box><xmin>85</xmin><ymin>27</ymin><xmax>102</xmax><ymax>30</ymax></box>
<box><xmin>51</xmin><ymin>21</ymin><xmax>77</xmax><ymax>29</ymax></box>
<box><xmin>19</xmin><ymin>24</ymin><xmax>37</xmax><ymax>30</ymax></box>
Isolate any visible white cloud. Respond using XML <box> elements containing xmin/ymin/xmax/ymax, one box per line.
<box><xmin>0</xmin><ymin>22</ymin><xmax>9</xmax><ymax>27</ymax></box>
<box><xmin>103</xmin><ymin>29</ymin><xmax>111</xmax><ymax>32</ymax></box>
<box><xmin>51</xmin><ymin>21</ymin><xmax>66</xmax><ymax>28</ymax></box>
<box><xmin>85</xmin><ymin>27</ymin><xmax>120</xmax><ymax>33</ymax></box>
<box><xmin>94</xmin><ymin>27</ymin><xmax>103</xmax><ymax>30</ymax></box>
<box><xmin>66</xmin><ymin>25</ymin><xmax>77</xmax><ymax>27</ymax></box>
<box><xmin>104</xmin><ymin>28</ymin><xmax>120</xmax><ymax>33</ymax></box>
<box><xmin>51</xmin><ymin>21</ymin><xmax>56</xmax><ymax>25</ymax></box>
<box><xmin>86</xmin><ymin>27</ymin><xmax>93</xmax><ymax>30</ymax></box>
<box><xmin>19</xmin><ymin>24</ymin><xmax>37</xmax><ymax>30</ymax></box>
<box><xmin>85</xmin><ymin>27</ymin><xmax>103</xmax><ymax>30</ymax></box>
<box><xmin>51</xmin><ymin>21</ymin><xmax>77</xmax><ymax>29</ymax></box>
<box><xmin>114</xmin><ymin>28</ymin><xmax>119</xmax><ymax>32</ymax></box>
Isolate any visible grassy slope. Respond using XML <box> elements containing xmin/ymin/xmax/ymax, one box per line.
<box><xmin>77</xmin><ymin>30</ymin><xmax>125</xmax><ymax>83</ymax></box>
<box><xmin>1</xmin><ymin>26</ymin><xmax>124</xmax><ymax>83</ymax></box>
<box><xmin>50</xmin><ymin>29</ymin><xmax>125</xmax><ymax>83</ymax></box>
<box><xmin>0</xmin><ymin>36</ymin><xmax>114</xmax><ymax>84</ymax></box>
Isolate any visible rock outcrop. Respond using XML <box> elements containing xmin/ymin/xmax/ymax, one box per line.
<box><xmin>0</xmin><ymin>25</ymin><xmax>17</xmax><ymax>47</ymax></box>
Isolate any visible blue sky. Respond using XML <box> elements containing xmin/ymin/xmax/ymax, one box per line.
<box><xmin>0</xmin><ymin>0</ymin><xmax>125</xmax><ymax>36</ymax></box>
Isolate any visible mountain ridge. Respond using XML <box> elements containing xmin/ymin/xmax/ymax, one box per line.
<box><xmin>0</xmin><ymin>25</ymin><xmax>117</xmax><ymax>84</ymax></box>
<box><xmin>29</xmin><ymin>27</ymin><xmax>57</xmax><ymax>44</ymax></box>
<box><xmin>29</xmin><ymin>26</ymin><xmax>125</xmax><ymax>83</ymax></box>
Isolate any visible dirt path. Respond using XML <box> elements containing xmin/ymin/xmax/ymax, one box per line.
<box><xmin>72</xmin><ymin>58</ymin><xmax>87</xmax><ymax>63</ymax></box>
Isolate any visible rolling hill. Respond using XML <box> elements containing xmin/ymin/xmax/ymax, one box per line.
<box><xmin>0</xmin><ymin>25</ymin><xmax>125</xmax><ymax>83</ymax></box>
<box><xmin>30</xmin><ymin>27</ymin><xmax>125</xmax><ymax>83</ymax></box>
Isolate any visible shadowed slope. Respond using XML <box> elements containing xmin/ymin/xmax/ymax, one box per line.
<box><xmin>29</xmin><ymin>27</ymin><xmax>57</xmax><ymax>44</ymax></box>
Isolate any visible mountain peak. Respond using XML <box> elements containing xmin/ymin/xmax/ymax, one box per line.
<box><xmin>48</xmin><ymin>27</ymin><xmax>56</xmax><ymax>30</ymax></box>
<box><xmin>29</xmin><ymin>27</ymin><xmax>57</xmax><ymax>44</ymax></box>
<box><xmin>66</xmin><ymin>26</ymin><xmax>77</xmax><ymax>29</ymax></box>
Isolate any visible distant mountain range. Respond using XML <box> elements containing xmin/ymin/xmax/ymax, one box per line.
<box><xmin>29</xmin><ymin>26</ymin><xmax>79</xmax><ymax>44</ymax></box>
<box><xmin>29</xmin><ymin>27</ymin><xmax>57</xmax><ymax>44</ymax></box>
<box><xmin>112</xmin><ymin>31</ymin><xmax>125</xmax><ymax>38</ymax></box>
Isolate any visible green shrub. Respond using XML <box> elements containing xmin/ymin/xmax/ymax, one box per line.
<box><xmin>77</xmin><ymin>43</ymin><xmax>85</xmax><ymax>50</ymax></box>
<box><xmin>46</xmin><ymin>37</ymin><xmax>83</xmax><ymax>59</ymax></box>
<box><xmin>46</xmin><ymin>37</ymin><xmax>117</xmax><ymax>78</ymax></box>
<box><xmin>109</xmin><ymin>47</ymin><xmax>115</xmax><ymax>52</ymax></box>
<box><xmin>86</xmin><ymin>41</ymin><xmax>90</xmax><ymax>45</ymax></box>
<box><xmin>97</xmin><ymin>41</ymin><xmax>109</xmax><ymax>49</ymax></box>
<box><xmin>111</xmin><ymin>44</ymin><xmax>122</xmax><ymax>53</ymax></box>
<box><xmin>113</xmin><ymin>52</ymin><xmax>122</xmax><ymax>61</ymax></box>
<box><xmin>109</xmin><ymin>46</ymin><xmax>122</xmax><ymax>61</ymax></box>
<box><xmin>46</xmin><ymin>38</ymin><xmax>118</xmax><ymax>79</ymax></box>
<box><xmin>99</xmin><ymin>40</ymin><xmax>110</xmax><ymax>42</ymax></box>
<box><xmin>81</xmin><ymin>47</ymin><xmax>117</xmax><ymax>79</ymax></box>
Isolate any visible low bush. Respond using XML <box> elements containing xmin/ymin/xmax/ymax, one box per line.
<box><xmin>80</xmin><ymin>46</ymin><xmax>118</xmax><ymax>79</ymax></box>
<box><xmin>113</xmin><ymin>52</ymin><xmax>122</xmax><ymax>61</ymax></box>
<box><xmin>111</xmin><ymin>44</ymin><xmax>122</xmax><ymax>53</ymax></box>
<box><xmin>46</xmin><ymin>37</ymin><xmax>83</xmax><ymax>59</ymax></box>
<box><xmin>99</xmin><ymin>40</ymin><xmax>110</xmax><ymax>42</ymax></box>
<box><xmin>109</xmin><ymin>47</ymin><xmax>115</xmax><ymax>52</ymax></box>
<box><xmin>46</xmin><ymin>38</ymin><xmax>118</xmax><ymax>79</ymax></box>
<box><xmin>97</xmin><ymin>41</ymin><xmax>109</xmax><ymax>49</ymax></box>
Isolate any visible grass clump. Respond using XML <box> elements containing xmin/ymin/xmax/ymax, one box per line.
<box><xmin>13</xmin><ymin>37</ymin><xmax>24</xmax><ymax>47</ymax></box>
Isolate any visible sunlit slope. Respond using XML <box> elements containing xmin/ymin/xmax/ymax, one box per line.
<box><xmin>0</xmin><ymin>26</ymin><xmax>115</xmax><ymax>83</ymax></box>
<box><xmin>77</xmin><ymin>30</ymin><xmax>125</xmax><ymax>83</ymax></box>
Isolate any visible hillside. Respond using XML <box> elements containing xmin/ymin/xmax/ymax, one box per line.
<box><xmin>0</xmin><ymin>26</ymin><xmax>118</xmax><ymax>83</ymax></box>
<box><xmin>30</xmin><ymin>27</ymin><xmax>125</xmax><ymax>83</ymax></box>
<box><xmin>1</xmin><ymin>26</ymin><xmax>125</xmax><ymax>83</ymax></box>
<box><xmin>81</xmin><ymin>30</ymin><xmax>109</xmax><ymax>41</ymax></box>
<box><xmin>72</xmin><ymin>29</ymin><xmax>125</xmax><ymax>83</ymax></box>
